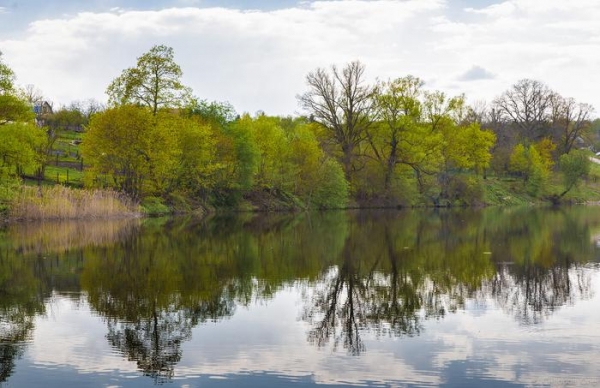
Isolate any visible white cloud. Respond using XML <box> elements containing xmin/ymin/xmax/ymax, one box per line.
<box><xmin>0</xmin><ymin>0</ymin><xmax>599</xmax><ymax>115</ymax></box>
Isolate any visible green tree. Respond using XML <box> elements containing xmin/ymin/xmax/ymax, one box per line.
<box><xmin>81</xmin><ymin>105</ymin><xmax>155</xmax><ymax>199</ymax></box>
<box><xmin>235</xmin><ymin>114</ymin><xmax>291</xmax><ymax>190</ymax></box>
<box><xmin>370</xmin><ymin>76</ymin><xmax>425</xmax><ymax>195</ymax></box>
<box><xmin>509</xmin><ymin>143</ymin><xmax>529</xmax><ymax>178</ymax></box>
<box><xmin>159</xmin><ymin>112</ymin><xmax>219</xmax><ymax>198</ymax></box>
<box><xmin>558</xmin><ymin>149</ymin><xmax>590</xmax><ymax>198</ymax></box>
<box><xmin>509</xmin><ymin>143</ymin><xmax>549</xmax><ymax>195</ymax></box>
<box><xmin>310</xmin><ymin>158</ymin><xmax>349</xmax><ymax>208</ymax></box>
<box><xmin>0</xmin><ymin>51</ymin><xmax>15</xmax><ymax>94</ymax></box>
<box><xmin>106</xmin><ymin>45</ymin><xmax>192</xmax><ymax>115</ymax></box>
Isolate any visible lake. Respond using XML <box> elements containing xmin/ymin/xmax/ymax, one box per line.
<box><xmin>1</xmin><ymin>207</ymin><xmax>600</xmax><ymax>387</ymax></box>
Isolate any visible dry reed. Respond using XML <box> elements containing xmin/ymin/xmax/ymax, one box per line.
<box><xmin>9</xmin><ymin>186</ymin><xmax>141</xmax><ymax>221</ymax></box>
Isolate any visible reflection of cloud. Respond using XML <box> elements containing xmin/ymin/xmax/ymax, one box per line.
<box><xmin>458</xmin><ymin>65</ymin><xmax>495</xmax><ymax>81</ymax></box>
<box><xmin>25</xmin><ymin>272</ymin><xmax>600</xmax><ymax>387</ymax></box>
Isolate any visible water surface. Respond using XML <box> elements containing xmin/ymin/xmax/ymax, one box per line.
<box><xmin>1</xmin><ymin>208</ymin><xmax>600</xmax><ymax>387</ymax></box>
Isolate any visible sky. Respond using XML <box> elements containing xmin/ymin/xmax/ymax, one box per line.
<box><xmin>0</xmin><ymin>0</ymin><xmax>599</xmax><ymax>116</ymax></box>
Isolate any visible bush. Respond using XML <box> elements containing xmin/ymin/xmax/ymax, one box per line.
<box><xmin>140</xmin><ymin>196</ymin><xmax>171</xmax><ymax>216</ymax></box>
<box><xmin>310</xmin><ymin>159</ymin><xmax>349</xmax><ymax>209</ymax></box>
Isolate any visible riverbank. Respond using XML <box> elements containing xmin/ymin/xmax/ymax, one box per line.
<box><xmin>3</xmin><ymin>171</ymin><xmax>600</xmax><ymax>222</ymax></box>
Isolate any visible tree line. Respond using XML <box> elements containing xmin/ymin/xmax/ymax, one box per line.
<box><xmin>0</xmin><ymin>46</ymin><xmax>596</xmax><ymax>209</ymax></box>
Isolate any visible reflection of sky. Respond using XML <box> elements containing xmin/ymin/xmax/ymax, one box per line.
<box><xmin>7</xmin><ymin>271</ymin><xmax>600</xmax><ymax>387</ymax></box>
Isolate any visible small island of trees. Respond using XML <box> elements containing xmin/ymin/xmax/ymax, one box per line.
<box><xmin>0</xmin><ymin>45</ymin><xmax>598</xmax><ymax>219</ymax></box>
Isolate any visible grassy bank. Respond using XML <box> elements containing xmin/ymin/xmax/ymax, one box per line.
<box><xmin>9</xmin><ymin>186</ymin><xmax>141</xmax><ymax>221</ymax></box>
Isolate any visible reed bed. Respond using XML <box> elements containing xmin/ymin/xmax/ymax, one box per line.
<box><xmin>10</xmin><ymin>186</ymin><xmax>141</xmax><ymax>221</ymax></box>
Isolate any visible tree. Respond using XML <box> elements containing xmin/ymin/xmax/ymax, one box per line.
<box><xmin>0</xmin><ymin>53</ymin><xmax>33</xmax><ymax>125</ymax></box>
<box><xmin>549</xmin><ymin>94</ymin><xmax>594</xmax><ymax>154</ymax></box>
<box><xmin>0</xmin><ymin>51</ymin><xmax>15</xmax><ymax>94</ymax></box>
<box><xmin>298</xmin><ymin>61</ymin><xmax>374</xmax><ymax>181</ymax></box>
<box><xmin>0</xmin><ymin>94</ymin><xmax>34</xmax><ymax>125</ymax></box>
<box><xmin>493</xmin><ymin>79</ymin><xmax>552</xmax><ymax>141</ymax></box>
<box><xmin>370</xmin><ymin>76</ymin><xmax>424</xmax><ymax>193</ymax></box>
<box><xmin>81</xmin><ymin>105</ymin><xmax>155</xmax><ymax>199</ymax></box>
<box><xmin>106</xmin><ymin>45</ymin><xmax>192</xmax><ymax>115</ymax></box>
<box><xmin>509</xmin><ymin>142</ymin><xmax>550</xmax><ymax>196</ymax></box>
<box><xmin>20</xmin><ymin>84</ymin><xmax>44</xmax><ymax>105</ymax></box>
<box><xmin>157</xmin><ymin>112</ymin><xmax>218</xmax><ymax>198</ymax></box>
<box><xmin>558</xmin><ymin>150</ymin><xmax>590</xmax><ymax>198</ymax></box>
<box><xmin>234</xmin><ymin>115</ymin><xmax>289</xmax><ymax>189</ymax></box>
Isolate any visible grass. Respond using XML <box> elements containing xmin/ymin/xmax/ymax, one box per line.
<box><xmin>482</xmin><ymin>166</ymin><xmax>600</xmax><ymax>206</ymax></box>
<box><xmin>43</xmin><ymin>165</ymin><xmax>84</xmax><ymax>187</ymax></box>
<box><xmin>482</xmin><ymin>176</ymin><xmax>535</xmax><ymax>206</ymax></box>
<box><xmin>10</xmin><ymin>185</ymin><xmax>141</xmax><ymax>221</ymax></box>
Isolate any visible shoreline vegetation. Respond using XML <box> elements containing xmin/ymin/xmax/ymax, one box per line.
<box><xmin>8</xmin><ymin>186</ymin><xmax>141</xmax><ymax>221</ymax></box>
<box><xmin>1</xmin><ymin>45</ymin><xmax>600</xmax><ymax>221</ymax></box>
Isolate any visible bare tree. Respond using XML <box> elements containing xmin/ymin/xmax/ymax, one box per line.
<box><xmin>21</xmin><ymin>84</ymin><xmax>44</xmax><ymax>104</ymax></box>
<box><xmin>298</xmin><ymin>61</ymin><xmax>375</xmax><ymax>179</ymax></box>
<box><xmin>464</xmin><ymin>100</ymin><xmax>489</xmax><ymax>126</ymax></box>
<box><xmin>549</xmin><ymin>93</ymin><xmax>594</xmax><ymax>154</ymax></box>
<box><xmin>493</xmin><ymin>79</ymin><xmax>553</xmax><ymax>140</ymax></box>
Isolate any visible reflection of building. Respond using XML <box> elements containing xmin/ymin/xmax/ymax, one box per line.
<box><xmin>33</xmin><ymin>101</ymin><xmax>53</xmax><ymax>126</ymax></box>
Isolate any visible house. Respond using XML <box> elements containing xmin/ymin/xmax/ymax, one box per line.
<box><xmin>33</xmin><ymin>101</ymin><xmax>53</xmax><ymax>126</ymax></box>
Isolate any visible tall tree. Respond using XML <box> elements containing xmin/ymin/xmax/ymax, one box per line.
<box><xmin>493</xmin><ymin>79</ymin><xmax>552</xmax><ymax>141</ymax></box>
<box><xmin>298</xmin><ymin>61</ymin><xmax>374</xmax><ymax>180</ymax></box>
<box><xmin>549</xmin><ymin>93</ymin><xmax>594</xmax><ymax>154</ymax></box>
<box><xmin>369</xmin><ymin>76</ymin><xmax>428</xmax><ymax>193</ymax></box>
<box><xmin>106</xmin><ymin>45</ymin><xmax>192</xmax><ymax>115</ymax></box>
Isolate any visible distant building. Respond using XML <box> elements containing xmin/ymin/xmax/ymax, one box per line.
<box><xmin>33</xmin><ymin>101</ymin><xmax>53</xmax><ymax>126</ymax></box>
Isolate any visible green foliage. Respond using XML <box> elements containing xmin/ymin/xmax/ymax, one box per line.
<box><xmin>310</xmin><ymin>158</ymin><xmax>349</xmax><ymax>208</ymax></box>
<box><xmin>141</xmin><ymin>196</ymin><xmax>171</xmax><ymax>216</ymax></box>
<box><xmin>106</xmin><ymin>45</ymin><xmax>192</xmax><ymax>114</ymax></box>
<box><xmin>509</xmin><ymin>142</ymin><xmax>551</xmax><ymax>196</ymax></box>
<box><xmin>559</xmin><ymin>149</ymin><xmax>590</xmax><ymax>195</ymax></box>
<box><xmin>167</xmin><ymin>114</ymin><xmax>219</xmax><ymax>198</ymax></box>
<box><xmin>81</xmin><ymin>105</ymin><xmax>155</xmax><ymax>198</ymax></box>
<box><xmin>0</xmin><ymin>122</ymin><xmax>46</xmax><ymax>177</ymax></box>
<box><xmin>0</xmin><ymin>94</ymin><xmax>35</xmax><ymax>124</ymax></box>
<box><xmin>223</xmin><ymin>118</ymin><xmax>259</xmax><ymax>192</ymax></box>
<box><xmin>185</xmin><ymin>99</ymin><xmax>237</xmax><ymax>128</ymax></box>
<box><xmin>0</xmin><ymin>51</ymin><xmax>15</xmax><ymax>93</ymax></box>
<box><xmin>509</xmin><ymin>143</ymin><xmax>528</xmax><ymax>177</ymax></box>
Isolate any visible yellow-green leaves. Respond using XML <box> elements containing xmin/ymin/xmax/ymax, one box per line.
<box><xmin>106</xmin><ymin>45</ymin><xmax>192</xmax><ymax>115</ymax></box>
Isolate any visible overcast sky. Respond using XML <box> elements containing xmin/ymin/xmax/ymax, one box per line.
<box><xmin>1</xmin><ymin>0</ymin><xmax>598</xmax><ymax>116</ymax></box>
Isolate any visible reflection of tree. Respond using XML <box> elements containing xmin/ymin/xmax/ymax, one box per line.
<box><xmin>304</xmin><ymin>244</ymin><xmax>368</xmax><ymax>355</ymax></box>
<box><xmin>302</xmin><ymin>208</ymin><xmax>600</xmax><ymax>354</ymax></box>
<box><xmin>365</xmin><ymin>227</ymin><xmax>422</xmax><ymax>338</ymax></box>
<box><xmin>489</xmin><ymin>262</ymin><xmax>592</xmax><ymax>325</ymax></box>
<box><xmin>82</xmin><ymin>230</ymin><xmax>237</xmax><ymax>383</ymax></box>
<box><xmin>0</xmin><ymin>249</ymin><xmax>47</xmax><ymax>383</ymax></box>
<box><xmin>106</xmin><ymin>310</ymin><xmax>189</xmax><ymax>382</ymax></box>
<box><xmin>482</xmin><ymin>208</ymin><xmax>596</xmax><ymax>324</ymax></box>
<box><xmin>1</xmin><ymin>314</ymin><xmax>35</xmax><ymax>383</ymax></box>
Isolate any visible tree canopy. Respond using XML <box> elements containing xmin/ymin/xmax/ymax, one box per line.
<box><xmin>106</xmin><ymin>45</ymin><xmax>192</xmax><ymax>115</ymax></box>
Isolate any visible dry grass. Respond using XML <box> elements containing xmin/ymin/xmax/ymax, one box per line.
<box><xmin>9</xmin><ymin>185</ymin><xmax>141</xmax><ymax>221</ymax></box>
<box><xmin>7</xmin><ymin>218</ymin><xmax>141</xmax><ymax>255</ymax></box>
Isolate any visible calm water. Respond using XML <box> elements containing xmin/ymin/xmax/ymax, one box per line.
<box><xmin>1</xmin><ymin>208</ymin><xmax>600</xmax><ymax>387</ymax></box>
